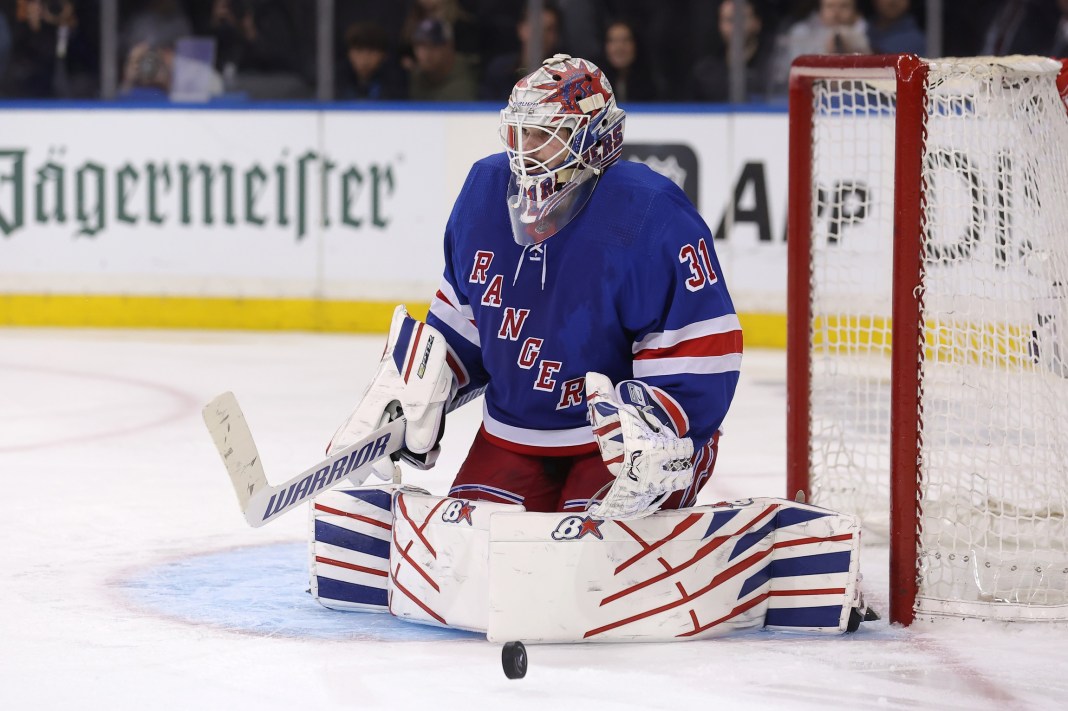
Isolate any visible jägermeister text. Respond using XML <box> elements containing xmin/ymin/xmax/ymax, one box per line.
<box><xmin>0</xmin><ymin>148</ymin><xmax>395</xmax><ymax>239</ymax></box>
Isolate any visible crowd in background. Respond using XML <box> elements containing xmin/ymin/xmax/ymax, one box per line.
<box><xmin>0</xmin><ymin>0</ymin><xmax>1066</xmax><ymax>103</ymax></box>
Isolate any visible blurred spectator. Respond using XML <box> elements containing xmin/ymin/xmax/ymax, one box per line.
<box><xmin>867</xmin><ymin>0</ymin><xmax>924</xmax><ymax>55</ymax></box>
<box><xmin>209</xmin><ymin>0</ymin><xmax>309</xmax><ymax>99</ymax></box>
<box><xmin>981</xmin><ymin>0</ymin><xmax>1060</xmax><ymax>56</ymax></box>
<box><xmin>689</xmin><ymin>0</ymin><xmax>773</xmax><ymax>103</ymax></box>
<box><xmin>121</xmin><ymin>0</ymin><xmax>191</xmax><ymax>59</ymax></box>
<box><xmin>0</xmin><ymin>10</ymin><xmax>11</xmax><ymax>85</ymax></box>
<box><xmin>4</xmin><ymin>0</ymin><xmax>96</xmax><ymax>97</ymax></box>
<box><xmin>408</xmin><ymin>17</ymin><xmax>477</xmax><ymax>101</ymax></box>
<box><xmin>557</xmin><ymin>0</ymin><xmax>607</xmax><ymax>60</ymax></box>
<box><xmin>169</xmin><ymin>36</ymin><xmax>224</xmax><ymax>101</ymax></box>
<box><xmin>1055</xmin><ymin>0</ymin><xmax>1068</xmax><ymax>56</ymax></box>
<box><xmin>598</xmin><ymin>18</ymin><xmax>659</xmax><ymax>102</ymax></box>
<box><xmin>337</xmin><ymin>21</ymin><xmax>407</xmax><ymax>100</ymax></box>
<box><xmin>400</xmin><ymin>0</ymin><xmax>479</xmax><ymax>60</ymax></box>
<box><xmin>768</xmin><ymin>0</ymin><xmax>870</xmax><ymax>97</ymax></box>
<box><xmin>333</xmin><ymin>0</ymin><xmax>408</xmax><ymax>53</ymax></box>
<box><xmin>119</xmin><ymin>39</ymin><xmax>172</xmax><ymax>99</ymax></box>
<box><xmin>463</xmin><ymin>0</ymin><xmax>522</xmax><ymax>60</ymax></box>
<box><xmin>942</xmin><ymin>0</ymin><xmax>1000</xmax><ymax>57</ymax></box>
<box><xmin>616</xmin><ymin>0</ymin><xmax>718</xmax><ymax>101</ymax></box>
<box><xmin>3</xmin><ymin>1</ymin><xmax>1057</xmax><ymax>104</ymax></box>
<box><xmin>766</xmin><ymin>0</ymin><xmax>818</xmax><ymax>31</ymax></box>
<box><xmin>479</xmin><ymin>0</ymin><xmax>561</xmax><ymax>101</ymax></box>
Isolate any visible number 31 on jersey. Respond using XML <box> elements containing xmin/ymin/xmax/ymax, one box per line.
<box><xmin>679</xmin><ymin>238</ymin><xmax>718</xmax><ymax>291</ymax></box>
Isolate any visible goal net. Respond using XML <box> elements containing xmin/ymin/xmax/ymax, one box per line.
<box><xmin>787</xmin><ymin>55</ymin><xmax>1068</xmax><ymax>624</ymax></box>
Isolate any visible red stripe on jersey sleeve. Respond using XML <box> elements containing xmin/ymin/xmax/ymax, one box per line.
<box><xmin>434</xmin><ymin>289</ymin><xmax>454</xmax><ymax>308</ymax></box>
<box><xmin>435</xmin><ymin>289</ymin><xmax>477</xmax><ymax>328</ymax></box>
<box><xmin>633</xmin><ymin>330</ymin><xmax>743</xmax><ymax>361</ymax></box>
<box><xmin>444</xmin><ymin>350</ymin><xmax>469</xmax><ymax>388</ymax></box>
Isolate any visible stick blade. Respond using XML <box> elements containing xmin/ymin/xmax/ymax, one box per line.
<box><xmin>202</xmin><ymin>391</ymin><xmax>268</xmax><ymax>514</ymax></box>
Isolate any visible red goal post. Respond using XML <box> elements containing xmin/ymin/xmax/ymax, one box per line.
<box><xmin>786</xmin><ymin>54</ymin><xmax>1068</xmax><ymax>625</ymax></box>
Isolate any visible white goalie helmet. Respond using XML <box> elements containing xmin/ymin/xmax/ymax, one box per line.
<box><xmin>499</xmin><ymin>54</ymin><xmax>627</xmax><ymax>245</ymax></box>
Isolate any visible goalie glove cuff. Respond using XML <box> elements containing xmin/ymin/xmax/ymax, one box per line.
<box><xmin>586</xmin><ymin>372</ymin><xmax>695</xmax><ymax>519</ymax></box>
<box><xmin>329</xmin><ymin>306</ymin><xmax>456</xmax><ymax>467</ymax></box>
<box><xmin>611</xmin><ymin>378</ymin><xmax>689</xmax><ymax>438</ymax></box>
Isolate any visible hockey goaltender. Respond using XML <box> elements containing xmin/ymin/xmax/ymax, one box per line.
<box><xmin>207</xmin><ymin>54</ymin><xmax>874</xmax><ymax>651</ymax></box>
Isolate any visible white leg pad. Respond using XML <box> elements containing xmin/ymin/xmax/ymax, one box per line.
<box><xmin>309</xmin><ymin>485</ymin><xmax>399</xmax><ymax>612</ymax></box>
<box><xmin>486</xmin><ymin>497</ymin><xmax>861</xmax><ymax>643</ymax></box>
<box><xmin>389</xmin><ymin>491</ymin><xmax>525</xmax><ymax>632</ymax></box>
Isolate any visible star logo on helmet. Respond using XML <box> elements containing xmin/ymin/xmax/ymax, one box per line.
<box><xmin>534</xmin><ymin>62</ymin><xmax>609</xmax><ymax>114</ymax></box>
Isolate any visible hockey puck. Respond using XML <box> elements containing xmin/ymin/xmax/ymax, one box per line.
<box><xmin>501</xmin><ymin>641</ymin><xmax>528</xmax><ymax>679</ymax></box>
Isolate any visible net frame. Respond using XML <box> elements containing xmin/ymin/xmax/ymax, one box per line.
<box><xmin>786</xmin><ymin>54</ymin><xmax>1068</xmax><ymax>626</ymax></box>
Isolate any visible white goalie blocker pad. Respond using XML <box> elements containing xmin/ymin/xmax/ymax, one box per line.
<box><xmin>328</xmin><ymin>305</ymin><xmax>457</xmax><ymax>474</ymax></box>
<box><xmin>309</xmin><ymin>484</ymin><xmax>402</xmax><ymax>612</ymax></box>
<box><xmin>487</xmin><ymin>497</ymin><xmax>862</xmax><ymax>643</ymax></box>
<box><xmin>388</xmin><ymin>491</ymin><xmax>524</xmax><ymax>632</ymax></box>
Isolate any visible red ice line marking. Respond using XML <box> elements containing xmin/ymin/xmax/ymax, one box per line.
<box><xmin>908</xmin><ymin>634</ymin><xmax>1021</xmax><ymax>705</ymax></box>
<box><xmin>315</xmin><ymin>555</ymin><xmax>388</xmax><ymax>578</ymax></box>
<box><xmin>0</xmin><ymin>362</ymin><xmax>201</xmax><ymax>453</ymax></box>
<box><xmin>314</xmin><ymin>503</ymin><xmax>392</xmax><ymax>530</ymax></box>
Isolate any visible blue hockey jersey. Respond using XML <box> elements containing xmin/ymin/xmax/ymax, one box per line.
<box><xmin>427</xmin><ymin>153</ymin><xmax>742</xmax><ymax>468</ymax></box>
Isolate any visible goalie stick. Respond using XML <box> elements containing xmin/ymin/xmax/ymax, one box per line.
<box><xmin>202</xmin><ymin>391</ymin><xmax>405</xmax><ymax>527</ymax></box>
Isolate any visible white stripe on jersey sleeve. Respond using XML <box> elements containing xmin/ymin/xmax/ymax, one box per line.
<box><xmin>632</xmin><ymin>353</ymin><xmax>743</xmax><ymax>377</ymax></box>
<box><xmin>632</xmin><ymin>314</ymin><xmax>742</xmax><ymax>354</ymax></box>
<box><xmin>430</xmin><ymin>280</ymin><xmax>480</xmax><ymax>347</ymax></box>
<box><xmin>483</xmin><ymin>403</ymin><xmax>595</xmax><ymax>448</ymax></box>
<box><xmin>436</xmin><ymin>278</ymin><xmax>474</xmax><ymax>320</ymax></box>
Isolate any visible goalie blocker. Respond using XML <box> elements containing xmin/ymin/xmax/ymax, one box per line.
<box><xmin>310</xmin><ymin>488</ymin><xmax>868</xmax><ymax>641</ymax></box>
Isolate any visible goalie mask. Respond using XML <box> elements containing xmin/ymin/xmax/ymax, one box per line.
<box><xmin>499</xmin><ymin>54</ymin><xmax>627</xmax><ymax>245</ymax></box>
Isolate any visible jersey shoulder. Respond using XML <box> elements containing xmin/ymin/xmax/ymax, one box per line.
<box><xmin>467</xmin><ymin>152</ymin><xmax>511</xmax><ymax>189</ymax></box>
<box><xmin>585</xmin><ymin>160</ymin><xmax>708</xmax><ymax>251</ymax></box>
<box><xmin>450</xmin><ymin>153</ymin><xmax>511</xmax><ymax>227</ymax></box>
<box><xmin>599</xmin><ymin>160</ymin><xmax>691</xmax><ymax>207</ymax></box>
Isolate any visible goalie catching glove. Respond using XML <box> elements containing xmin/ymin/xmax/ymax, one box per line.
<box><xmin>585</xmin><ymin>372</ymin><xmax>695</xmax><ymax>519</ymax></box>
<box><xmin>327</xmin><ymin>305</ymin><xmax>456</xmax><ymax>477</ymax></box>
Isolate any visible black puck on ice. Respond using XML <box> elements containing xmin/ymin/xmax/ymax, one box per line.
<box><xmin>501</xmin><ymin>641</ymin><xmax>528</xmax><ymax>679</ymax></box>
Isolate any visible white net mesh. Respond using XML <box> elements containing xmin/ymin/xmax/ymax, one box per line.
<box><xmin>805</xmin><ymin>57</ymin><xmax>1068</xmax><ymax>621</ymax></box>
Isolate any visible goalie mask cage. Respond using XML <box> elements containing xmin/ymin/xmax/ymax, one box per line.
<box><xmin>786</xmin><ymin>54</ymin><xmax>1068</xmax><ymax>626</ymax></box>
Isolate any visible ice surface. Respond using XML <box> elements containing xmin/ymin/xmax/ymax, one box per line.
<box><xmin>1</xmin><ymin>328</ymin><xmax>1066</xmax><ymax>710</ymax></box>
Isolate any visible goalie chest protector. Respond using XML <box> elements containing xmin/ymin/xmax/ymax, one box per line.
<box><xmin>428</xmin><ymin>153</ymin><xmax>741</xmax><ymax>454</ymax></box>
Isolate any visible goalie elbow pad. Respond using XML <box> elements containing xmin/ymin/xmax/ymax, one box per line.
<box><xmin>329</xmin><ymin>305</ymin><xmax>457</xmax><ymax>470</ymax></box>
